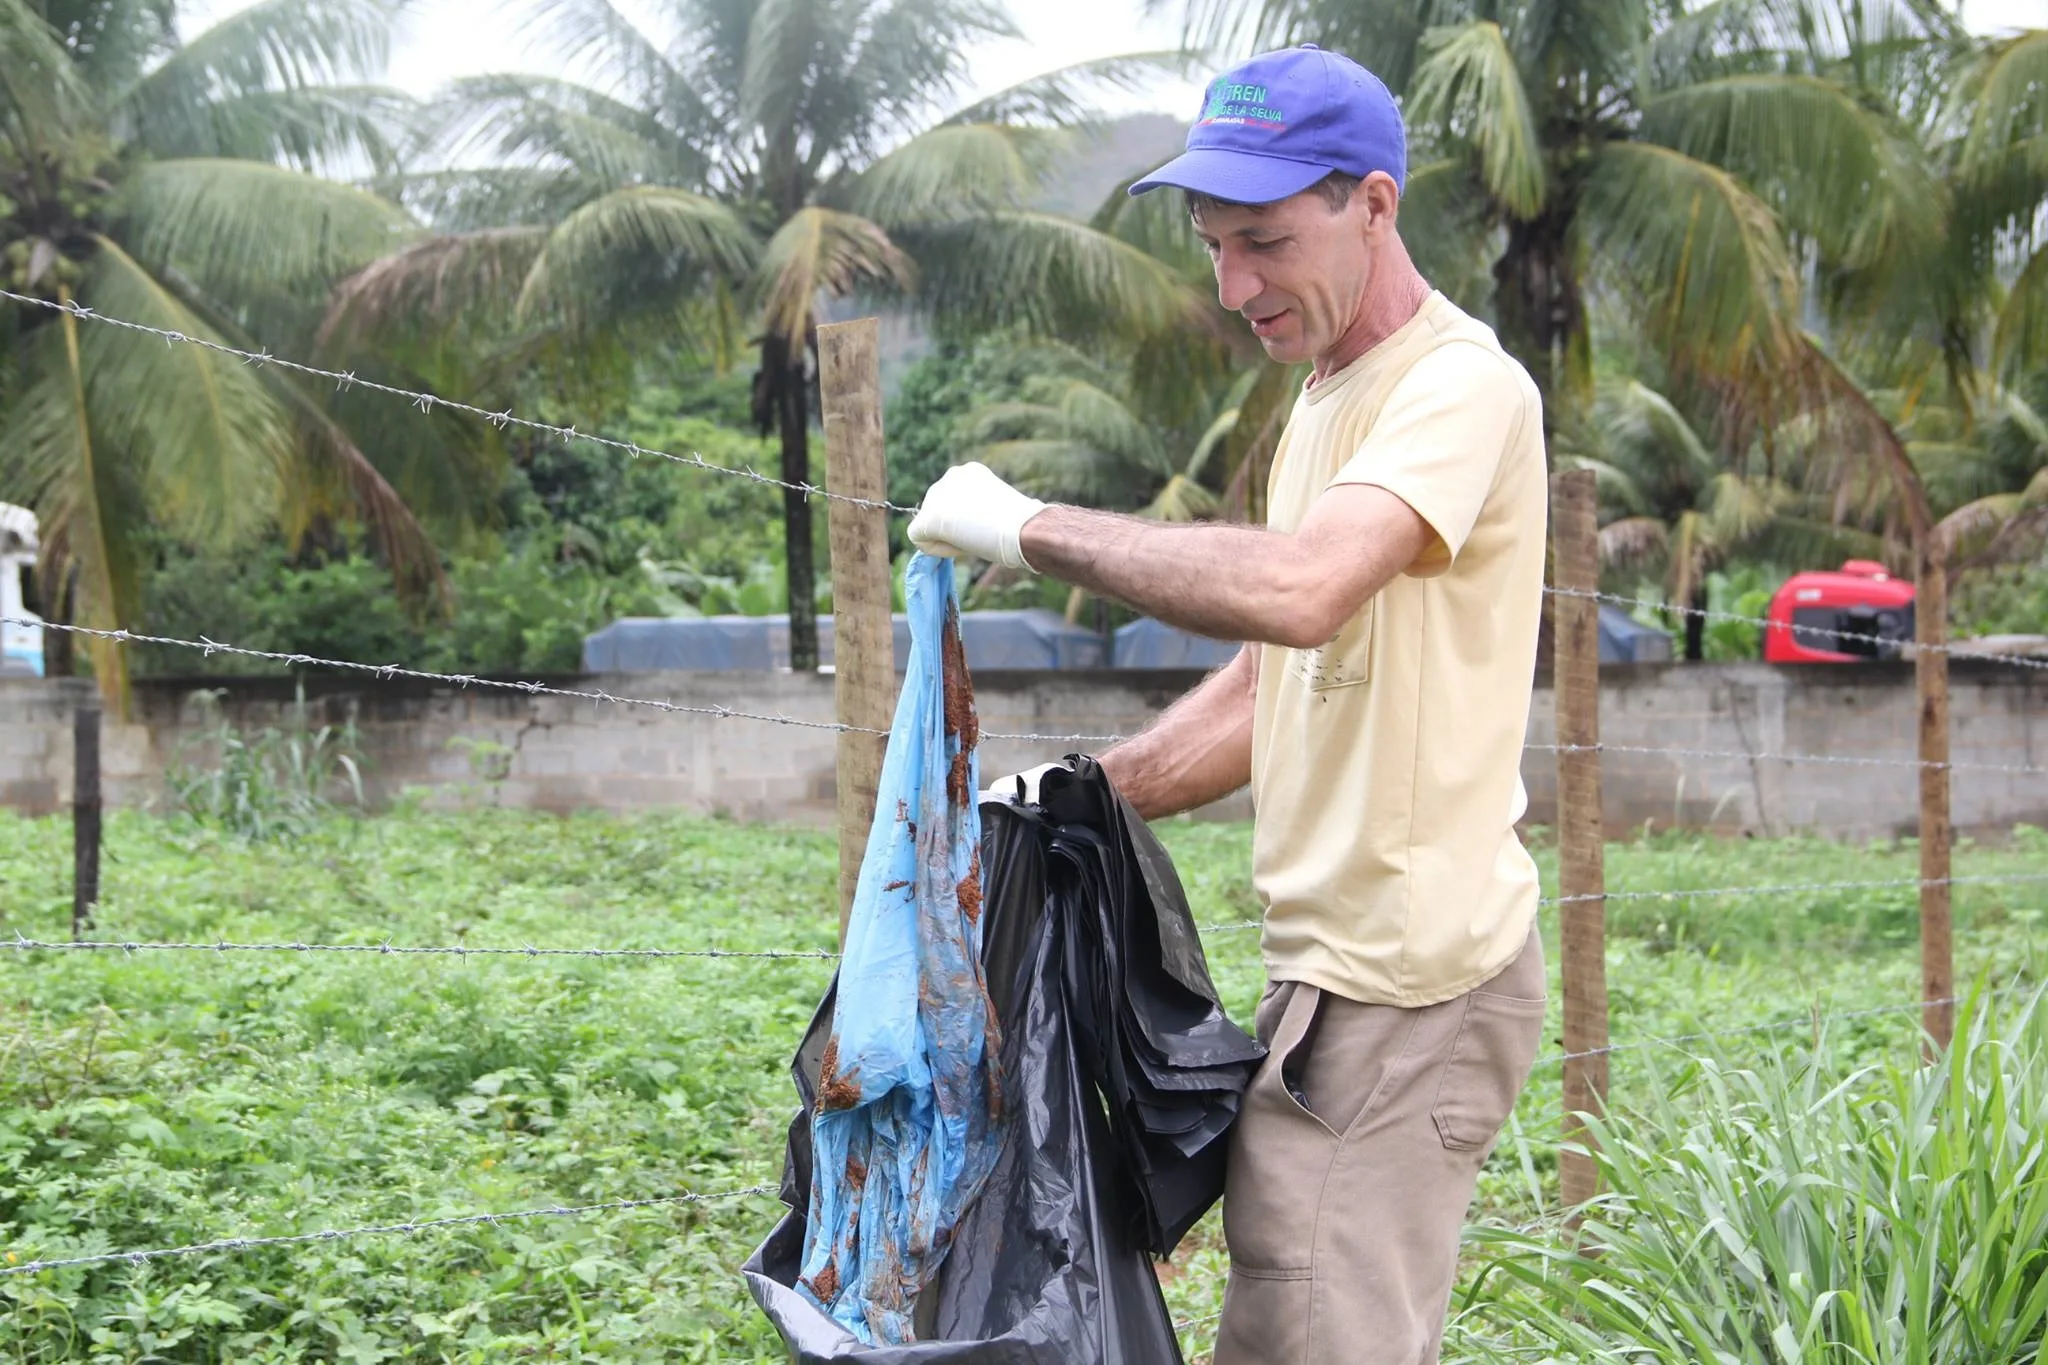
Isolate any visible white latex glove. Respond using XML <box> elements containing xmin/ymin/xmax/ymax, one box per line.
<box><xmin>980</xmin><ymin>761</ymin><xmax>1064</xmax><ymax>806</ymax></box>
<box><xmin>907</xmin><ymin>462</ymin><xmax>1046</xmax><ymax>571</ymax></box>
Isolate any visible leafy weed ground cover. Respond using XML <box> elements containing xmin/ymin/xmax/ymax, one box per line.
<box><xmin>1</xmin><ymin>809</ymin><xmax>2043</xmax><ymax>1361</ymax></box>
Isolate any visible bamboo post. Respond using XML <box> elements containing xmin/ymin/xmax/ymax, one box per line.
<box><xmin>818</xmin><ymin>318</ymin><xmax>894</xmax><ymax>945</ymax></box>
<box><xmin>1916</xmin><ymin>547</ymin><xmax>1953</xmax><ymax>1055</ymax></box>
<box><xmin>73</xmin><ymin>696</ymin><xmax>101</xmax><ymax>939</ymax></box>
<box><xmin>1551</xmin><ymin>469</ymin><xmax>1609</xmax><ymax>1213</ymax></box>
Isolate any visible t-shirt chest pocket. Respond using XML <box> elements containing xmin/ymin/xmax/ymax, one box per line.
<box><xmin>1288</xmin><ymin>597</ymin><xmax>1374</xmax><ymax>693</ymax></box>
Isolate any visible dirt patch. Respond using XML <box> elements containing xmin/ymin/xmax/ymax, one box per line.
<box><xmin>806</xmin><ymin>1261</ymin><xmax>840</xmax><ymax>1302</ymax></box>
<box><xmin>940</xmin><ymin>605</ymin><xmax>981</xmax><ymax>810</ymax></box>
<box><xmin>956</xmin><ymin>849</ymin><xmax>982</xmax><ymax>925</ymax></box>
<box><xmin>817</xmin><ymin>1037</ymin><xmax>863</xmax><ymax>1112</ymax></box>
<box><xmin>884</xmin><ymin>879</ymin><xmax>910</xmax><ymax>893</ymax></box>
<box><xmin>846</xmin><ymin>1152</ymin><xmax>868</xmax><ymax>1186</ymax></box>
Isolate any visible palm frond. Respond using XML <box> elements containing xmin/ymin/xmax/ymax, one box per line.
<box><xmin>0</xmin><ymin>0</ymin><xmax>91</xmax><ymax>158</ymax></box>
<box><xmin>1639</xmin><ymin>73</ymin><xmax>1943</xmax><ymax>278</ymax></box>
<box><xmin>1641</xmin><ymin>0</ymin><xmax>1794</xmax><ymax>90</ymax></box>
<box><xmin>1615</xmin><ymin>378</ymin><xmax>1720</xmax><ymax>483</ymax></box>
<box><xmin>847</xmin><ymin>124</ymin><xmax>1051</xmax><ymax>226</ymax></box>
<box><xmin>520</xmin><ymin>0</ymin><xmax>706</xmax><ymax>120</ymax></box>
<box><xmin>382</xmin><ymin>167</ymin><xmax>607</xmax><ymax>231</ymax></box>
<box><xmin>113</xmin><ymin>158</ymin><xmax>420</xmax><ymax>307</ymax></box>
<box><xmin>896</xmin><ymin>210</ymin><xmax>1207</xmax><ymax>346</ymax></box>
<box><xmin>0</xmin><ymin>298</ymin><xmax>142</xmax><ymax>704</ymax></box>
<box><xmin>1406</xmin><ymin>21</ymin><xmax>1547</xmax><ymax>220</ymax></box>
<box><xmin>126</xmin><ymin>83</ymin><xmax>417</xmax><ymax>176</ymax></box>
<box><xmin>1581</xmin><ymin>141</ymin><xmax>1802</xmax><ymax>387</ymax></box>
<box><xmin>837</xmin><ymin>0</ymin><xmax>1021</xmax><ymax>137</ymax></box>
<box><xmin>1993</xmin><ymin>241</ymin><xmax>2048</xmax><ymax>380</ymax></box>
<box><xmin>1049</xmin><ymin>376</ymin><xmax>1169</xmax><ymax>471</ymax></box>
<box><xmin>424</xmin><ymin>73</ymin><xmax>702</xmax><ymax>189</ymax></box>
<box><xmin>1185</xmin><ymin>390</ymin><xmax>1248</xmax><ymax>485</ymax></box>
<box><xmin>755</xmin><ymin>207</ymin><xmax>914</xmax><ymax>347</ymax></box>
<box><xmin>973</xmin><ymin>438</ymin><xmax>1152</xmax><ymax>508</ymax></box>
<box><xmin>319</xmin><ymin>227</ymin><xmax>549</xmax><ymax>350</ymax></box>
<box><xmin>1166</xmin><ymin>0</ymin><xmax>1435</xmax><ymax>95</ymax></box>
<box><xmin>942</xmin><ymin>52</ymin><xmax>1195</xmax><ymax>127</ymax></box>
<box><xmin>516</xmin><ymin>184</ymin><xmax>757</xmax><ymax>335</ymax></box>
<box><xmin>275</xmin><ymin>381</ymin><xmax>450</xmax><ymax>604</ymax></box>
<box><xmin>115</xmin><ymin>0</ymin><xmax>403</xmax><ymax>140</ymax></box>
<box><xmin>739</xmin><ymin>0</ymin><xmax>829</xmax><ymax>141</ymax></box>
<box><xmin>1598</xmin><ymin>515</ymin><xmax>1670</xmax><ymax>569</ymax></box>
<box><xmin>1089</xmin><ymin>172</ymin><xmax>1213</xmax><ymax>278</ymax></box>
<box><xmin>1509</xmin><ymin>0</ymin><xmax>1649</xmax><ymax>94</ymax></box>
<box><xmin>1141</xmin><ymin>471</ymin><xmax>1220</xmax><ymax>521</ymax></box>
<box><xmin>76</xmin><ymin>235</ymin><xmax>297</xmax><ymax>550</ymax></box>
<box><xmin>1699</xmin><ymin>468</ymin><xmax>1787</xmax><ymax>544</ymax></box>
<box><xmin>1957</xmin><ymin>28</ymin><xmax>2048</xmax><ymax>186</ymax></box>
<box><xmin>1790</xmin><ymin>339</ymin><xmax>1935</xmax><ymax>541</ymax></box>
<box><xmin>1397</xmin><ymin>157</ymin><xmax>1499</xmax><ymax>313</ymax></box>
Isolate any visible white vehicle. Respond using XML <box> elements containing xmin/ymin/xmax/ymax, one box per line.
<box><xmin>0</xmin><ymin>502</ymin><xmax>43</xmax><ymax>677</ymax></box>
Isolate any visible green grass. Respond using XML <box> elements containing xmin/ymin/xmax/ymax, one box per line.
<box><xmin>1</xmin><ymin>808</ymin><xmax>2043</xmax><ymax>1362</ymax></box>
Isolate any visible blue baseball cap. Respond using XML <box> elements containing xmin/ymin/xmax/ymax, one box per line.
<box><xmin>1129</xmin><ymin>45</ymin><xmax>1406</xmax><ymax>204</ymax></box>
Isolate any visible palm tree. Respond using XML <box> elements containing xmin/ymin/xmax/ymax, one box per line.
<box><xmin>1167</xmin><ymin>0</ymin><xmax>1951</xmax><ymax>438</ymax></box>
<box><xmin>330</xmin><ymin>0</ymin><xmax>1205</xmax><ymax>670</ymax></box>
<box><xmin>1751</xmin><ymin>22</ymin><xmax>2048</xmax><ymax>645</ymax></box>
<box><xmin>1561</xmin><ymin>357</ymin><xmax>1879</xmax><ymax>658</ymax></box>
<box><xmin>1</xmin><ymin>0</ymin><xmax>441</xmax><ymax>704</ymax></box>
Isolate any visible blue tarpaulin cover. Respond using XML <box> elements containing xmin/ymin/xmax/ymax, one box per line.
<box><xmin>795</xmin><ymin>554</ymin><xmax>1005</xmax><ymax>1344</ymax></box>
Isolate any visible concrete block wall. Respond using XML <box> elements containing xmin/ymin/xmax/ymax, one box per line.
<box><xmin>2</xmin><ymin>661</ymin><xmax>2042</xmax><ymax>837</ymax></box>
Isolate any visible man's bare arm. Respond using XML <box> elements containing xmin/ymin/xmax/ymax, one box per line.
<box><xmin>1018</xmin><ymin>483</ymin><xmax>1434</xmax><ymax>650</ymax></box>
<box><xmin>1097</xmin><ymin>645</ymin><xmax>1257</xmax><ymax>821</ymax></box>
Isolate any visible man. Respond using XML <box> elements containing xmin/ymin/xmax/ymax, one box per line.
<box><xmin>908</xmin><ymin>44</ymin><xmax>1549</xmax><ymax>1365</ymax></box>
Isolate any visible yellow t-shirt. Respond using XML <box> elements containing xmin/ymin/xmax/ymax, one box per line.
<box><xmin>1249</xmin><ymin>290</ymin><xmax>1548</xmax><ymax>1008</ymax></box>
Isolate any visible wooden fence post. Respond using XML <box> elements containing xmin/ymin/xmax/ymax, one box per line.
<box><xmin>1551</xmin><ymin>469</ymin><xmax>1609</xmax><ymax>1214</ymax></box>
<box><xmin>74</xmin><ymin>695</ymin><xmax>101</xmax><ymax>939</ymax></box>
<box><xmin>1916</xmin><ymin>547</ymin><xmax>1953</xmax><ymax>1056</ymax></box>
<box><xmin>818</xmin><ymin>318</ymin><xmax>894</xmax><ymax>945</ymax></box>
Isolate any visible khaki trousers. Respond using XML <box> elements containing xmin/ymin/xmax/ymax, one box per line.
<box><xmin>1212</xmin><ymin>926</ymin><xmax>1545</xmax><ymax>1365</ymax></box>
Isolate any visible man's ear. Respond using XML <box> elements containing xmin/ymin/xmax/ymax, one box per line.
<box><xmin>1360</xmin><ymin>171</ymin><xmax>1401</xmax><ymax>236</ymax></box>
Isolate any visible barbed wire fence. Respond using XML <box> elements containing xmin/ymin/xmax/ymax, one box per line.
<box><xmin>1</xmin><ymin>297</ymin><xmax>2043</xmax><ymax>1355</ymax></box>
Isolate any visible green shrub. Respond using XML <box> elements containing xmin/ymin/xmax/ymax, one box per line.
<box><xmin>165</xmin><ymin>685</ymin><xmax>367</xmax><ymax>841</ymax></box>
<box><xmin>1459</xmin><ymin>985</ymin><xmax>2048</xmax><ymax>1363</ymax></box>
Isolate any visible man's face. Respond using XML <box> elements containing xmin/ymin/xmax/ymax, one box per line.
<box><xmin>1191</xmin><ymin>184</ymin><xmax>1378</xmax><ymax>366</ymax></box>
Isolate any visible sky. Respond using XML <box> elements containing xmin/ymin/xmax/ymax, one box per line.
<box><xmin>177</xmin><ymin>0</ymin><xmax>2045</xmax><ymax>124</ymax></box>
<box><xmin>178</xmin><ymin>0</ymin><xmax>1209</xmax><ymax>118</ymax></box>
<box><xmin>175</xmin><ymin>0</ymin><xmax>2048</xmax><ymax>112</ymax></box>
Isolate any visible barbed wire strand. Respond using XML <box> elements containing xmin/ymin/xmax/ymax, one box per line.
<box><xmin>0</xmin><ymin>1183</ymin><xmax>779</xmax><ymax>1278</ymax></box>
<box><xmin>1533</xmin><ymin>742</ymin><xmax>2048</xmax><ymax>777</ymax></box>
<box><xmin>0</xmin><ymin>616</ymin><xmax>887</xmax><ymax>735</ymax></box>
<box><xmin>1194</xmin><ymin>871</ymin><xmax>2048</xmax><ymax>934</ymax></box>
<box><xmin>9</xmin><ymin>617</ymin><xmax>2040</xmax><ymax>772</ymax></box>
<box><xmin>2</xmin><ymin>287</ymin><xmax>2042</xmax><ymax>680</ymax></box>
<box><xmin>14</xmin><ymin>874</ymin><xmax>2045</xmax><ymax>967</ymax></box>
<box><xmin>0</xmin><ymin>289</ymin><xmax>908</xmax><ymax>516</ymax></box>
<box><xmin>1547</xmin><ymin>586</ymin><xmax>2048</xmax><ymax>673</ymax></box>
<box><xmin>1545</xmin><ymin>983</ymin><xmax>2033</xmax><ymax>1066</ymax></box>
<box><xmin>4</xmin><ymin>933</ymin><xmax>836</xmax><ymax>961</ymax></box>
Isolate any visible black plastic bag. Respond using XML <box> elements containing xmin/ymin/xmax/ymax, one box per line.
<box><xmin>1036</xmin><ymin>758</ymin><xmax>1265</xmax><ymax>1254</ymax></box>
<box><xmin>743</xmin><ymin>758</ymin><xmax>1262</xmax><ymax>1362</ymax></box>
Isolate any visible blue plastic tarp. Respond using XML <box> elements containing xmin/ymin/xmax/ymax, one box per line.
<box><xmin>1111</xmin><ymin>617</ymin><xmax>1240</xmax><ymax>669</ymax></box>
<box><xmin>796</xmin><ymin>554</ymin><xmax>1005</xmax><ymax>1343</ymax></box>
<box><xmin>1598</xmin><ymin>604</ymin><xmax>1674</xmax><ymax>663</ymax></box>
<box><xmin>580</xmin><ymin>609</ymin><xmax>1106</xmax><ymax>672</ymax></box>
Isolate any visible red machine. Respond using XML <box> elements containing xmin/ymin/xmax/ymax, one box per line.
<box><xmin>1763</xmin><ymin>560</ymin><xmax>1916</xmax><ymax>663</ymax></box>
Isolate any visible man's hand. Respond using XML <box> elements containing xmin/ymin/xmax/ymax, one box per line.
<box><xmin>908</xmin><ymin>463</ymin><xmax>1047</xmax><ymax>570</ymax></box>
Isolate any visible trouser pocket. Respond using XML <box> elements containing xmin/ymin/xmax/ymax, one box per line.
<box><xmin>1215</xmin><ymin>980</ymin><xmax>1334</xmax><ymax>1364</ymax></box>
<box><xmin>1430</xmin><ymin>936</ymin><xmax>1546</xmax><ymax>1153</ymax></box>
